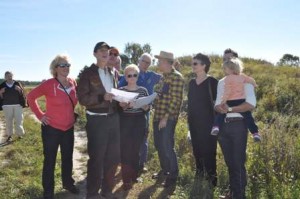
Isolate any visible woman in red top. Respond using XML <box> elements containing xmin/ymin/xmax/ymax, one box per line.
<box><xmin>27</xmin><ymin>54</ymin><xmax>79</xmax><ymax>199</ymax></box>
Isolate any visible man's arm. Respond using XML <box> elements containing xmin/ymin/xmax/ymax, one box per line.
<box><xmin>215</xmin><ymin>81</ymin><xmax>256</xmax><ymax>113</ymax></box>
<box><xmin>77</xmin><ymin>71</ymin><xmax>104</xmax><ymax>106</ymax></box>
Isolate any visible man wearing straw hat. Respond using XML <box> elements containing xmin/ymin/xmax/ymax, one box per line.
<box><xmin>152</xmin><ymin>51</ymin><xmax>184</xmax><ymax>187</ymax></box>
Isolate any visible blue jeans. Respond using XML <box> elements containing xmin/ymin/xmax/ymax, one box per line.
<box><xmin>153</xmin><ymin>120</ymin><xmax>178</xmax><ymax>178</ymax></box>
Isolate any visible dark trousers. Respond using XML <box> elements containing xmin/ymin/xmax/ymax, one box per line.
<box><xmin>41</xmin><ymin>125</ymin><xmax>75</xmax><ymax>198</ymax></box>
<box><xmin>189</xmin><ymin>121</ymin><xmax>217</xmax><ymax>186</ymax></box>
<box><xmin>120</xmin><ymin>114</ymin><xmax>146</xmax><ymax>183</ymax></box>
<box><xmin>86</xmin><ymin>113</ymin><xmax>120</xmax><ymax>197</ymax></box>
<box><xmin>214</xmin><ymin>99</ymin><xmax>258</xmax><ymax>134</ymax></box>
<box><xmin>218</xmin><ymin>120</ymin><xmax>248</xmax><ymax>199</ymax></box>
<box><xmin>153</xmin><ymin>120</ymin><xmax>178</xmax><ymax>178</ymax></box>
<box><xmin>139</xmin><ymin>112</ymin><xmax>150</xmax><ymax>168</ymax></box>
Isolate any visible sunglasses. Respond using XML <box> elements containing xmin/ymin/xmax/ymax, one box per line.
<box><xmin>109</xmin><ymin>52</ymin><xmax>119</xmax><ymax>56</ymax></box>
<box><xmin>127</xmin><ymin>74</ymin><xmax>138</xmax><ymax>78</ymax></box>
<box><xmin>192</xmin><ymin>62</ymin><xmax>202</xmax><ymax>66</ymax></box>
<box><xmin>56</xmin><ymin>63</ymin><xmax>71</xmax><ymax>68</ymax></box>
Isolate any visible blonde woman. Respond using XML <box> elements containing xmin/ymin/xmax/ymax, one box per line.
<box><xmin>27</xmin><ymin>54</ymin><xmax>79</xmax><ymax>199</ymax></box>
<box><xmin>119</xmin><ymin>64</ymin><xmax>149</xmax><ymax>190</ymax></box>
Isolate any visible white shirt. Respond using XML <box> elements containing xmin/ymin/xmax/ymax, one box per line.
<box><xmin>98</xmin><ymin>67</ymin><xmax>113</xmax><ymax>93</ymax></box>
<box><xmin>215</xmin><ymin>77</ymin><xmax>256</xmax><ymax>107</ymax></box>
<box><xmin>215</xmin><ymin>78</ymin><xmax>256</xmax><ymax>118</ymax></box>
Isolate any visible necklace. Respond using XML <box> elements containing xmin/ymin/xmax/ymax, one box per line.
<box><xmin>57</xmin><ymin>77</ymin><xmax>69</xmax><ymax>88</ymax></box>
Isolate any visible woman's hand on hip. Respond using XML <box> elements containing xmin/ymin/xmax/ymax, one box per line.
<box><xmin>41</xmin><ymin>115</ymin><xmax>51</xmax><ymax>126</ymax></box>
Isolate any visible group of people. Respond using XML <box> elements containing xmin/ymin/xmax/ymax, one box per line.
<box><xmin>0</xmin><ymin>41</ymin><xmax>260</xmax><ymax>199</ymax></box>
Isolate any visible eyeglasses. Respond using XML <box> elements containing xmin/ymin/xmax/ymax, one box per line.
<box><xmin>109</xmin><ymin>53</ymin><xmax>119</xmax><ymax>57</ymax></box>
<box><xmin>56</xmin><ymin>63</ymin><xmax>71</xmax><ymax>68</ymax></box>
<box><xmin>127</xmin><ymin>74</ymin><xmax>138</xmax><ymax>78</ymax></box>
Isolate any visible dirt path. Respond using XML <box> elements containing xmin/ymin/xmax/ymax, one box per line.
<box><xmin>0</xmin><ymin>114</ymin><xmax>6</xmax><ymax>143</ymax></box>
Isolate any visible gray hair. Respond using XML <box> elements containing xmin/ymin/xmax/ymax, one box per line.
<box><xmin>139</xmin><ymin>53</ymin><xmax>152</xmax><ymax>63</ymax></box>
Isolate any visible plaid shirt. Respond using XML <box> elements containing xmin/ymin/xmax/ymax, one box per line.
<box><xmin>153</xmin><ymin>68</ymin><xmax>184</xmax><ymax>121</ymax></box>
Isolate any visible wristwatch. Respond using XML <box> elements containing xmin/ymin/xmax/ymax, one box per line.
<box><xmin>227</xmin><ymin>107</ymin><xmax>233</xmax><ymax>112</ymax></box>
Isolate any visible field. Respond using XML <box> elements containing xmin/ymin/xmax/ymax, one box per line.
<box><xmin>0</xmin><ymin>57</ymin><xmax>300</xmax><ymax>198</ymax></box>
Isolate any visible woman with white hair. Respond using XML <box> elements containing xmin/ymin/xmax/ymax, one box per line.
<box><xmin>0</xmin><ymin>71</ymin><xmax>26</xmax><ymax>142</ymax></box>
<box><xmin>27</xmin><ymin>54</ymin><xmax>79</xmax><ymax>199</ymax></box>
<box><xmin>118</xmin><ymin>64</ymin><xmax>150</xmax><ymax>191</ymax></box>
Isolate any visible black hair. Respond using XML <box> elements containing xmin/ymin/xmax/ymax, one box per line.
<box><xmin>224</xmin><ymin>48</ymin><xmax>238</xmax><ymax>57</ymax></box>
<box><xmin>193</xmin><ymin>53</ymin><xmax>211</xmax><ymax>73</ymax></box>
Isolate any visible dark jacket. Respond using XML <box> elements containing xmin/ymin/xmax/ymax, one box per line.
<box><xmin>77</xmin><ymin>64</ymin><xmax>118</xmax><ymax>113</ymax></box>
<box><xmin>0</xmin><ymin>81</ymin><xmax>26</xmax><ymax>108</ymax></box>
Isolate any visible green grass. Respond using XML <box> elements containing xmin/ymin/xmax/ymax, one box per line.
<box><xmin>0</xmin><ymin>112</ymin><xmax>44</xmax><ymax>198</ymax></box>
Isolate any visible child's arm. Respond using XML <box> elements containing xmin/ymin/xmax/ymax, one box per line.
<box><xmin>241</xmin><ymin>73</ymin><xmax>257</xmax><ymax>87</ymax></box>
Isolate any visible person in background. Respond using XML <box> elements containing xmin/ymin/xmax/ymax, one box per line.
<box><xmin>152</xmin><ymin>51</ymin><xmax>184</xmax><ymax>187</ymax></box>
<box><xmin>211</xmin><ymin>57</ymin><xmax>261</xmax><ymax>142</ymax></box>
<box><xmin>215</xmin><ymin>48</ymin><xmax>257</xmax><ymax>199</ymax></box>
<box><xmin>27</xmin><ymin>54</ymin><xmax>79</xmax><ymax>199</ymax></box>
<box><xmin>223</xmin><ymin>48</ymin><xmax>238</xmax><ymax>61</ymax></box>
<box><xmin>77</xmin><ymin>41</ymin><xmax>120</xmax><ymax>199</ymax></box>
<box><xmin>118</xmin><ymin>64</ymin><xmax>150</xmax><ymax>191</ymax></box>
<box><xmin>0</xmin><ymin>71</ymin><xmax>26</xmax><ymax>142</ymax></box>
<box><xmin>118</xmin><ymin>53</ymin><xmax>161</xmax><ymax>174</ymax></box>
<box><xmin>187</xmin><ymin>53</ymin><xmax>218</xmax><ymax>186</ymax></box>
<box><xmin>115</xmin><ymin>56</ymin><xmax>122</xmax><ymax>72</ymax></box>
<box><xmin>108</xmin><ymin>46</ymin><xmax>122</xmax><ymax>80</ymax></box>
<box><xmin>173</xmin><ymin>59</ymin><xmax>182</xmax><ymax>71</ymax></box>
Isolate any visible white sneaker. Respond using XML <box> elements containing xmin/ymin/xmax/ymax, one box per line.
<box><xmin>253</xmin><ymin>133</ymin><xmax>261</xmax><ymax>142</ymax></box>
<box><xmin>211</xmin><ymin>127</ymin><xmax>219</xmax><ymax>136</ymax></box>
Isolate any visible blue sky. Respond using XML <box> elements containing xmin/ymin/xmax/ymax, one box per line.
<box><xmin>0</xmin><ymin>0</ymin><xmax>299</xmax><ymax>81</ymax></box>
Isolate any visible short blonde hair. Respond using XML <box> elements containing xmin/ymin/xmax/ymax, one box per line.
<box><xmin>222</xmin><ymin>57</ymin><xmax>243</xmax><ymax>75</ymax></box>
<box><xmin>124</xmin><ymin>64</ymin><xmax>140</xmax><ymax>75</ymax></box>
<box><xmin>49</xmin><ymin>54</ymin><xmax>70</xmax><ymax>77</ymax></box>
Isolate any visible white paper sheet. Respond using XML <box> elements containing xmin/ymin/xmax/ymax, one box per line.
<box><xmin>130</xmin><ymin>92</ymin><xmax>158</xmax><ymax>109</ymax></box>
<box><xmin>110</xmin><ymin>88</ymin><xmax>139</xmax><ymax>103</ymax></box>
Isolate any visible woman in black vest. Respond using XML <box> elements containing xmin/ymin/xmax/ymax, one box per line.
<box><xmin>0</xmin><ymin>71</ymin><xmax>26</xmax><ymax>142</ymax></box>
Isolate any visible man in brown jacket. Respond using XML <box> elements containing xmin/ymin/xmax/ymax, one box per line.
<box><xmin>77</xmin><ymin>41</ymin><xmax>120</xmax><ymax>199</ymax></box>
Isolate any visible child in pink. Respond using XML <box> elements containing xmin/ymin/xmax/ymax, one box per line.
<box><xmin>211</xmin><ymin>58</ymin><xmax>261</xmax><ymax>142</ymax></box>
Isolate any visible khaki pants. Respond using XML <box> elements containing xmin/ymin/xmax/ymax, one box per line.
<box><xmin>2</xmin><ymin>105</ymin><xmax>25</xmax><ymax>137</ymax></box>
